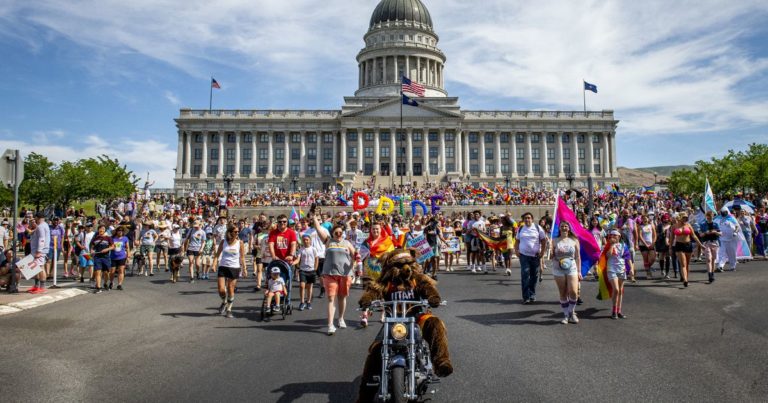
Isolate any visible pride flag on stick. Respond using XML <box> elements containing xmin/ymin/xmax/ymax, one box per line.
<box><xmin>552</xmin><ymin>196</ymin><xmax>601</xmax><ymax>277</ymax></box>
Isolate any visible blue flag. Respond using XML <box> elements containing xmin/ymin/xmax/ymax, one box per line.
<box><xmin>402</xmin><ymin>93</ymin><xmax>419</xmax><ymax>107</ymax></box>
<box><xmin>584</xmin><ymin>81</ymin><xmax>598</xmax><ymax>93</ymax></box>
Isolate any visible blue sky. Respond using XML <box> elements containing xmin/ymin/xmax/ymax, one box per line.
<box><xmin>1</xmin><ymin>0</ymin><xmax>767</xmax><ymax>187</ymax></box>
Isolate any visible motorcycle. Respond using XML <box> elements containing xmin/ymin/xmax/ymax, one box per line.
<box><xmin>363</xmin><ymin>299</ymin><xmax>446</xmax><ymax>403</ymax></box>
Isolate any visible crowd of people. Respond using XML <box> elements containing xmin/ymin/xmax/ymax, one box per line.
<box><xmin>2</xmin><ymin>186</ymin><xmax>767</xmax><ymax>332</ymax></box>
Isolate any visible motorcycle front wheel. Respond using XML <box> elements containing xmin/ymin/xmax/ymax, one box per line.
<box><xmin>390</xmin><ymin>366</ymin><xmax>408</xmax><ymax>403</ymax></box>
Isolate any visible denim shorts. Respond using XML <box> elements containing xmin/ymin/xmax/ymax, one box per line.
<box><xmin>607</xmin><ymin>269</ymin><xmax>627</xmax><ymax>280</ymax></box>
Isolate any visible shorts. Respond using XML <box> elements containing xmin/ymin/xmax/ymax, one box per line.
<box><xmin>155</xmin><ymin>245</ymin><xmax>169</xmax><ymax>254</ymax></box>
<box><xmin>252</xmin><ymin>248</ymin><xmax>260</xmax><ymax>257</ymax></box>
<box><xmin>299</xmin><ymin>271</ymin><xmax>317</xmax><ymax>284</ymax></box>
<box><xmin>94</xmin><ymin>257</ymin><xmax>111</xmax><ymax>271</ymax></box>
<box><xmin>268</xmin><ymin>290</ymin><xmax>286</xmax><ymax>296</ymax></box>
<box><xmin>0</xmin><ymin>272</ymin><xmax>10</xmax><ymax>285</ymax></box>
<box><xmin>638</xmin><ymin>245</ymin><xmax>652</xmax><ymax>252</ymax></box>
<box><xmin>552</xmin><ymin>263</ymin><xmax>578</xmax><ymax>277</ymax></box>
<box><xmin>322</xmin><ymin>275</ymin><xmax>352</xmax><ymax>297</ymax></box>
<box><xmin>431</xmin><ymin>244</ymin><xmax>440</xmax><ymax>256</ymax></box>
<box><xmin>654</xmin><ymin>244</ymin><xmax>667</xmax><ymax>253</ymax></box>
<box><xmin>202</xmin><ymin>255</ymin><xmax>213</xmax><ymax>266</ymax></box>
<box><xmin>186</xmin><ymin>250</ymin><xmax>200</xmax><ymax>257</ymax></box>
<box><xmin>218</xmin><ymin>266</ymin><xmax>241</xmax><ymax>279</ymax></box>
<box><xmin>79</xmin><ymin>255</ymin><xmax>94</xmax><ymax>267</ymax></box>
<box><xmin>47</xmin><ymin>249</ymin><xmax>55</xmax><ymax>261</ymax></box>
<box><xmin>608</xmin><ymin>270</ymin><xmax>627</xmax><ymax>280</ymax></box>
<box><xmin>673</xmin><ymin>242</ymin><xmax>693</xmax><ymax>253</ymax></box>
<box><xmin>112</xmin><ymin>258</ymin><xmax>127</xmax><ymax>268</ymax></box>
<box><xmin>254</xmin><ymin>257</ymin><xmax>262</xmax><ymax>264</ymax></box>
<box><xmin>140</xmin><ymin>245</ymin><xmax>155</xmax><ymax>255</ymax></box>
<box><xmin>168</xmin><ymin>248</ymin><xmax>180</xmax><ymax>256</ymax></box>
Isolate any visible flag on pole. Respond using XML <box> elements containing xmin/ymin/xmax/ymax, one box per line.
<box><xmin>552</xmin><ymin>196</ymin><xmax>601</xmax><ymax>277</ymax></box>
<box><xmin>402</xmin><ymin>93</ymin><xmax>419</xmax><ymax>107</ymax></box>
<box><xmin>703</xmin><ymin>178</ymin><xmax>717</xmax><ymax>214</ymax></box>
<box><xmin>584</xmin><ymin>81</ymin><xmax>597</xmax><ymax>93</ymax></box>
<box><xmin>211</xmin><ymin>78</ymin><xmax>221</xmax><ymax>89</ymax></box>
<box><xmin>401</xmin><ymin>76</ymin><xmax>425</xmax><ymax>97</ymax></box>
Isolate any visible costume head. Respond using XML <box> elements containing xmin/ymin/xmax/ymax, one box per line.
<box><xmin>376</xmin><ymin>249</ymin><xmax>429</xmax><ymax>288</ymax></box>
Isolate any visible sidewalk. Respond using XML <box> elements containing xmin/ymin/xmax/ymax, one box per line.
<box><xmin>0</xmin><ymin>280</ymin><xmax>89</xmax><ymax>316</ymax></box>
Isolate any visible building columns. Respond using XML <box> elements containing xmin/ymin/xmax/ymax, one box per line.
<box><xmin>406</xmin><ymin>128</ymin><xmax>413</xmax><ymax>177</ymax></box>
<box><xmin>283</xmin><ymin>133</ymin><xmax>290</xmax><ymax>179</ymax></box>
<box><xmin>176</xmin><ymin>131</ymin><xmax>184</xmax><ymax>178</ymax></box>
<box><xmin>586</xmin><ymin>133</ymin><xmax>595</xmax><ymax>177</ymax></box>
<box><xmin>390</xmin><ymin>128</ymin><xmax>397</xmax><ymax>178</ymax></box>
<box><xmin>299</xmin><ymin>131</ymin><xmax>307</xmax><ymax>178</ymax></box>
<box><xmin>250</xmin><ymin>133</ymin><xmax>257</xmax><ymax>178</ymax></box>
<box><xmin>200</xmin><ymin>132</ymin><xmax>208</xmax><ymax>178</ymax></box>
<box><xmin>462</xmin><ymin>131</ymin><xmax>470</xmax><ymax>176</ymax></box>
<box><xmin>422</xmin><ymin>129</ymin><xmax>429</xmax><ymax>177</ymax></box>
<box><xmin>525</xmin><ymin>132</ymin><xmax>533</xmax><ymax>178</ymax></box>
<box><xmin>454</xmin><ymin>130</ymin><xmax>462</xmax><ymax>174</ymax></box>
<box><xmin>357</xmin><ymin>129</ymin><xmax>364</xmax><ymax>173</ymax></box>
<box><xmin>374</xmin><ymin>129</ymin><xmax>380</xmax><ymax>175</ymax></box>
<box><xmin>340</xmin><ymin>130</ymin><xmax>347</xmax><ymax>174</ymax></box>
<box><xmin>556</xmin><ymin>132</ymin><xmax>564</xmax><ymax>178</ymax></box>
<box><xmin>479</xmin><ymin>131</ymin><xmax>486</xmax><ymax>177</ymax></box>
<box><xmin>439</xmin><ymin>128</ymin><xmax>446</xmax><ymax>174</ymax></box>
<box><xmin>571</xmin><ymin>134</ymin><xmax>580</xmax><ymax>177</ymax></box>
<box><xmin>217</xmin><ymin>132</ymin><xmax>224</xmax><ymax>178</ymax></box>
<box><xmin>315</xmin><ymin>132</ymin><xmax>322</xmax><ymax>178</ymax></box>
<box><xmin>267</xmin><ymin>131</ymin><xmax>274</xmax><ymax>178</ymax></box>
<box><xmin>494</xmin><ymin>131</ymin><xmax>502</xmax><ymax>177</ymax></box>
<box><xmin>184</xmin><ymin>132</ymin><xmax>191</xmax><ymax>178</ymax></box>
<box><xmin>234</xmin><ymin>131</ymin><xmax>241</xmax><ymax>178</ymax></box>
<box><xmin>610</xmin><ymin>132</ymin><xmax>618</xmax><ymax>177</ymax></box>
<box><xmin>511</xmin><ymin>134</ymin><xmax>518</xmax><ymax>177</ymax></box>
<box><xmin>541</xmin><ymin>134</ymin><xmax>549</xmax><ymax>178</ymax></box>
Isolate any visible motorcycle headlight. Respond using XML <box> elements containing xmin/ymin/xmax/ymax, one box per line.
<box><xmin>391</xmin><ymin>323</ymin><xmax>408</xmax><ymax>340</ymax></box>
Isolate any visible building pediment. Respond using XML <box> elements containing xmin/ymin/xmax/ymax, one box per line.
<box><xmin>342</xmin><ymin>97</ymin><xmax>461</xmax><ymax>119</ymax></box>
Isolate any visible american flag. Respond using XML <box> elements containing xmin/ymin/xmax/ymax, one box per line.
<box><xmin>211</xmin><ymin>78</ymin><xmax>221</xmax><ymax>89</ymax></box>
<box><xmin>401</xmin><ymin>76</ymin><xmax>425</xmax><ymax>97</ymax></box>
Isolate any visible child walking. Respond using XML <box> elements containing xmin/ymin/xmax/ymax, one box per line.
<box><xmin>606</xmin><ymin>229</ymin><xmax>635</xmax><ymax>319</ymax></box>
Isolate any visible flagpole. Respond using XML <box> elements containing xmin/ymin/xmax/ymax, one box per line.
<box><xmin>400</xmin><ymin>89</ymin><xmax>404</xmax><ymax>188</ymax></box>
<box><xmin>582</xmin><ymin>79</ymin><xmax>586</xmax><ymax>113</ymax></box>
<box><xmin>209</xmin><ymin>77</ymin><xmax>213</xmax><ymax>112</ymax></box>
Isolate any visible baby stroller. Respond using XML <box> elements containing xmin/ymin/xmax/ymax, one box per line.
<box><xmin>260</xmin><ymin>260</ymin><xmax>294</xmax><ymax>321</ymax></box>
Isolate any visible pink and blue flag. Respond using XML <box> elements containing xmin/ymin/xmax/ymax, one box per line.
<box><xmin>552</xmin><ymin>196</ymin><xmax>601</xmax><ymax>277</ymax></box>
<box><xmin>289</xmin><ymin>207</ymin><xmax>300</xmax><ymax>222</ymax></box>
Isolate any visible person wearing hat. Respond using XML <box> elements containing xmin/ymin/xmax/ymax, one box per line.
<box><xmin>264</xmin><ymin>265</ymin><xmax>287</xmax><ymax>320</ymax></box>
<box><xmin>715</xmin><ymin>207</ymin><xmax>740</xmax><ymax>272</ymax></box>
<box><xmin>27</xmin><ymin>212</ymin><xmax>51</xmax><ymax>294</ymax></box>
<box><xmin>155</xmin><ymin>221</ymin><xmax>171</xmax><ymax>272</ymax></box>
<box><xmin>0</xmin><ymin>219</ymin><xmax>10</xmax><ymax>253</ymax></box>
<box><xmin>604</xmin><ymin>228</ymin><xmax>634</xmax><ymax>319</ymax></box>
<box><xmin>138</xmin><ymin>222</ymin><xmax>158</xmax><ymax>276</ymax></box>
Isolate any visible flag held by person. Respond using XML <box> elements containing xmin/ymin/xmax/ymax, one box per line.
<box><xmin>703</xmin><ymin>178</ymin><xmax>717</xmax><ymax>214</ymax></box>
<box><xmin>551</xmin><ymin>196</ymin><xmax>601</xmax><ymax>277</ymax></box>
<box><xmin>289</xmin><ymin>207</ymin><xmax>300</xmax><ymax>222</ymax></box>
<box><xmin>477</xmin><ymin>232</ymin><xmax>509</xmax><ymax>252</ymax></box>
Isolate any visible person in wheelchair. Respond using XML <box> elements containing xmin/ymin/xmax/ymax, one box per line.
<box><xmin>265</xmin><ymin>266</ymin><xmax>287</xmax><ymax>313</ymax></box>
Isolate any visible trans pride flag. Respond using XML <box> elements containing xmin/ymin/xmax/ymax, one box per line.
<box><xmin>552</xmin><ymin>196</ymin><xmax>601</xmax><ymax>277</ymax></box>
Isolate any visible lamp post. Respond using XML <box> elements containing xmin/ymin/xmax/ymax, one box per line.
<box><xmin>505</xmin><ymin>176</ymin><xmax>510</xmax><ymax>189</ymax></box>
<box><xmin>223</xmin><ymin>173</ymin><xmax>233</xmax><ymax>193</ymax></box>
<box><xmin>653</xmin><ymin>172</ymin><xmax>658</xmax><ymax>188</ymax></box>
<box><xmin>292</xmin><ymin>176</ymin><xmax>298</xmax><ymax>192</ymax></box>
<box><xmin>565</xmin><ymin>172</ymin><xmax>575</xmax><ymax>190</ymax></box>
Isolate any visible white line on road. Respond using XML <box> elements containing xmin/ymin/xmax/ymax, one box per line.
<box><xmin>1</xmin><ymin>288</ymin><xmax>89</xmax><ymax>316</ymax></box>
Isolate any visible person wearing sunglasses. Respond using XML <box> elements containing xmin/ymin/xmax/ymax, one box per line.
<box><xmin>313</xmin><ymin>215</ymin><xmax>357</xmax><ymax>335</ymax></box>
<box><xmin>268</xmin><ymin>215</ymin><xmax>298</xmax><ymax>267</ymax></box>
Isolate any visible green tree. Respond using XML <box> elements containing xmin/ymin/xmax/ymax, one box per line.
<box><xmin>49</xmin><ymin>161</ymin><xmax>87</xmax><ymax>212</ymax></box>
<box><xmin>80</xmin><ymin>155</ymin><xmax>137</xmax><ymax>202</ymax></box>
<box><xmin>19</xmin><ymin>152</ymin><xmax>54</xmax><ymax>211</ymax></box>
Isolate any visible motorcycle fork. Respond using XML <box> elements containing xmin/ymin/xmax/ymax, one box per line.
<box><xmin>408</xmin><ymin>321</ymin><xmax>417</xmax><ymax>400</ymax></box>
<box><xmin>379</xmin><ymin>322</ymin><xmax>391</xmax><ymax>400</ymax></box>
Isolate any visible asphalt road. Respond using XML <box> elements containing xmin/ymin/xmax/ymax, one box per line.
<box><xmin>2</xmin><ymin>257</ymin><xmax>768</xmax><ymax>402</ymax></box>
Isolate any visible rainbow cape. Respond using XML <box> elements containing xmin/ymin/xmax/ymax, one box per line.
<box><xmin>596</xmin><ymin>243</ymin><xmax>633</xmax><ymax>300</ymax></box>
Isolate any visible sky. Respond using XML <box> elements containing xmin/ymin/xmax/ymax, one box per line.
<box><xmin>1</xmin><ymin>0</ymin><xmax>767</xmax><ymax>188</ymax></box>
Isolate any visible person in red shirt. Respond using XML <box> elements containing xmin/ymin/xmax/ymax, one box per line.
<box><xmin>268</xmin><ymin>214</ymin><xmax>298</xmax><ymax>265</ymax></box>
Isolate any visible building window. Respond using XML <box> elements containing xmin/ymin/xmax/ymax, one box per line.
<box><xmin>273</xmin><ymin>133</ymin><xmax>284</xmax><ymax>144</ymax></box>
<box><xmin>259</xmin><ymin>134</ymin><xmax>269</xmax><ymax>143</ymax></box>
<box><xmin>577</xmin><ymin>134</ymin><xmax>585</xmax><ymax>143</ymax></box>
<box><xmin>275</xmin><ymin>149</ymin><xmax>284</xmax><ymax>160</ymax></box>
<box><xmin>470</xmin><ymin>148</ymin><xmax>478</xmax><ymax>160</ymax></box>
<box><xmin>210</xmin><ymin>148</ymin><xmax>218</xmax><ymax>160</ymax></box>
<box><xmin>429</xmin><ymin>147</ymin><xmax>438</xmax><ymax>158</ymax></box>
<box><xmin>323</xmin><ymin>148</ymin><xmax>333</xmax><ymax>160</ymax></box>
<box><xmin>548</xmin><ymin>164</ymin><xmax>555</xmax><ymax>174</ymax></box>
<box><xmin>579</xmin><ymin>163</ymin><xmax>586</xmax><ymax>173</ymax></box>
<box><xmin>501</xmin><ymin>164</ymin><xmax>509</xmax><ymax>174</ymax></box>
<box><xmin>225</xmin><ymin>149</ymin><xmax>235</xmax><ymax>160</ymax></box>
<box><xmin>470</xmin><ymin>164</ymin><xmax>479</xmax><ymax>175</ymax></box>
<box><xmin>413</xmin><ymin>132</ymin><xmax>422</xmax><ymax>142</ymax></box>
<box><xmin>211</xmin><ymin>133</ymin><xmax>219</xmax><ymax>142</ymax></box>
<box><xmin>594</xmin><ymin>164</ymin><xmax>601</xmax><ymax>174</ymax></box>
<box><xmin>562</xmin><ymin>133</ymin><xmax>571</xmax><ymax>143</ymax></box>
<box><xmin>380</xmin><ymin>132</ymin><xmax>390</xmax><ymax>142</ymax></box>
<box><xmin>578</xmin><ymin>148</ymin><xmax>585</xmax><ymax>159</ymax></box>
<box><xmin>532</xmin><ymin>164</ymin><xmax>541</xmax><ymax>174</ymax></box>
<box><xmin>225</xmin><ymin>164</ymin><xmax>235</xmax><ymax>174</ymax></box>
<box><xmin>516</xmin><ymin>148</ymin><xmax>524</xmax><ymax>160</ymax></box>
<box><xmin>194</xmin><ymin>149</ymin><xmax>202</xmax><ymax>160</ymax></box>
<box><xmin>531</xmin><ymin>134</ymin><xmax>540</xmax><ymax>143</ymax></box>
<box><xmin>593</xmin><ymin>148</ymin><xmax>601</xmax><ymax>159</ymax></box>
<box><xmin>364</xmin><ymin>163</ymin><xmax>374</xmax><ymax>175</ymax></box>
<box><xmin>210</xmin><ymin>165</ymin><xmax>218</xmax><ymax>174</ymax></box>
<box><xmin>349</xmin><ymin>146</ymin><xmax>357</xmax><ymax>158</ymax></box>
<box><xmin>227</xmin><ymin>133</ymin><xmax>236</xmax><ymax>143</ymax></box>
<box><xmin>195</xmin><ymin>134</ymin><xmax>203</xmax><ymax>143</ymax></box>
<box><xmin>308</xmin><ymin>148</ymin><xmax>316</xmax><ymax>160</ymax></box>
<box><xmin>446</xmin><ymin>132</ymin><xmax>455</xmax><ymax>141</ymax></box>
<box><xmin>291</xmin><ymin>149</ymin><xmax>300</xmax><ymax>160</ymax></box>
<box><xmin>307</xmin><ymin>133</ymin><xmax>317</xmax><ymax>143</ymax></box>
<box><xmin>518</xmin><ymin>164</ymin><xmax>526</xmax><ymax>175</ymax></box>
<box><xmin>593</xmin><ymin>134</ymin><xmax>600</xmax><ymax>143</ymax></box>
<box><xmin>413</xmin><ymin>147</ymin><xmax>422</xmax><ymax>158</ymax></box>
<box><xmin>484</xmin><ymin>133</ymin><xmax>493</xmax><ymax>143</ymax></box>
<box><xmin>244</xmin><ymin>133</ymin><xmax>252</xmax><ymax>143</ymax></box>
<box><xmin>532</xmin><ymin>149</ymin><xmax>540</xmax><ymax>159</ymax></box>
<box><xmin>364</xmin><ymin>132</ymin><xmax>374</xmax><ymax>141</ymax></box>
<box><xmin>485</xmin><ymin>148</ymin><xmax>494</xmax><ymax>159</ymax></box>
<box><xmin>547</xmin><ymin>133</ymin><xmax>555</xmax><ymax>143</ymax></box>
<box><xmin>429</xmin><ymin>132</ymin><xmax>438</xmax><ymax>142</ymax></box>
<box><xmin>430</xmin><ymin>163</ymin><xmax>438</xmax><ymax>174</ymax></box>
<box><xmin>347</xmin><ymin>132</ymin><xmax>358</xmax><ymax>141</ymax></box>
<box><xmin>192</xmin><ymin>165</ymin><xmax>201</xmax><ymax>175</ymax></box>
<box><xmin>447</xmin><ymin>163</ymin><xmax>455</xmax><ymax>172</ymax></box>
<box><xmin>563</xmin><ymin>148</ymin><xmax>571</xmax><ymax>159</ymax></box>
<box><xmin>469</xmin><ymin>133</ymin><xmax>478</xmax><ymax>143</ymax></box>
<box><xmin>258</xmin><ymin>149</ymin><xmax>268</xmax><ymax>160</ymax></box>
<box><xmin>323</xmin><ymin>165</ymin><xmax>332</xmax><ymax>175</ymax></box>
<box><xmin>291</xmin><ymin>165</ymin><xmax>300</xmax><ymax>175</ymax></box>
<box><xmin>485</xmin><ymin>164</ymin><xmax>494</xmax><ymax>174</ymax></box>
<box><xmin>308</xmin><ymin>165</ymin><xmax>316</xmax><ymax>175</ymax></box>
<box><xmin>501</xmin><ymin>148</ymin><xmax>509</xmax><ymax>159</ymax></box>
<box><xmin>516</xmin><ymin>133</ymin><xmax>524</xmax><ymax>143</ymax></box>
<box><xmin>364</xmin><ymin>147</ymin><xmax>373</xmax><ymax>158</ymax></box>
<box><xmin>323</xmin><ymin>133</ymin><xmax>333</xmax><ymax>143</ymax></box>
<box><xmin>547</xmin><ymin>149</ymin><xmax>555</xmax><ymax>160</ymax></box>
<box><xmin>564</xmin><ymin>164</ymin><xmax>572</xmax><ymax>174</ymax></box>
<box><xmin>291</xmin><ymin>133</ymin><xmax>301</xmax><ymax>143</ymax></box>
<box><xmin>501</xmin><ymin>133</ymin><xmax>510</xmax><ymax>143</ymax></box>
<box><xmin>381</xmin><ymin>147</ymin><xmax>390</xmax><ymax>157</ymax></box>
<box><xmin>275</xmin><ymin>165</ymin><xmax>284</xmax><ymax>175</ymax></box>
<box><xmin>242</xmin><ymin>164</ymin><xmax>251</xmax><ymax>174</ymax></box>
<box><xmin>242</xmin><ymin>149</ymin><xmax>252</xmax><ymax>160</ymax></box>
<box><xmin>446</xmin><ymin>148</ymin><xmax>455</xmax><ymax>158</ymax></box>
<box><xmin>258</xmin><ymin>165</ymin><xmax>267</xmax><ymax>175</ymax></box>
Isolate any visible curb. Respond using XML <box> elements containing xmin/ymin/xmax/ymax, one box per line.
<box><xmin>0</xmin><ymin>288</ymin><xmax>90</xmax><ymax>316</ymax></box>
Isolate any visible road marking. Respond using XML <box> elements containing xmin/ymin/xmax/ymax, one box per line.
<box><xmin>1</xmin><ymin>288</ymin><xmax>89</xmax><ymax>315</ymax></box>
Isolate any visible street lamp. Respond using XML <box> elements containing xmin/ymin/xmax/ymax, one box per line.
<box><xmin>505</xmin><ymin>176</ymin><xmax>510</xmax><ymax>189</ymax></box>
<box><xmin>565</xmin><ymin>172</ymin><xmax>575</xmax><ymax>190</ymax></box>
<box><xmin>292</xmin><ymin>176</ymin><xmax>298</xmax><ymax>192</ymax></box>
<box><xmin>223</xmin><ymin>173</ymin><xmax>234</xmax><ymax>193</ymax></box>
<box><xmin>653</xmin><ymin>172</ymin><xmax>658</xmax><ymax>186</ymax></box>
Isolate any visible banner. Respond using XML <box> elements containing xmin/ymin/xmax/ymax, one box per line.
<box><xmin>17</xmin><ymin>254</ymin><xmax>43</xmax><ymax>280</ymax></box>
<box><xmin>445</xmin><ymin>237</ymin><xmax>461</xmax><ymax>253</ymax></box>
<box><xmin>406</xmin><ymin>234</ymin><xmax>434</xmax><ymax>263</ymax></box>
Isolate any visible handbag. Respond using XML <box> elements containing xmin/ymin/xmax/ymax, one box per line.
<box><xmin>558</xmin><ymin>257</ymin><xmax>575</xmax><ymax>270</ymax></box>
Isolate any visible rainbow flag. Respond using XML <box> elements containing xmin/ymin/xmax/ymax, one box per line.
<box><xmin>299</xmin><ymin>209</ymin><xmax>305</xmax><ymax>219</ymax></box>
<box><xmin>596</xmin><ymin>245</ymin><xmax>613</xmax><ymax>301</ymax></box>
<box><xmin>552</xmin><ymin>196</ymin><xmax>601</xmax><ymax>277</ymax></box>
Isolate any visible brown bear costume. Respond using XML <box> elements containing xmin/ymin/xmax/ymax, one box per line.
<box><xmin>357</xmin><ymin>249</ymin><xmax>453</xmax><ymax>403</ymax></box>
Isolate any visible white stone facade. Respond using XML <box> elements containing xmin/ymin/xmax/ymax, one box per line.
<box><xmin>173</xmin><ymin>0</ymin><xmax>619</xmax><ymax>193</ymax></box>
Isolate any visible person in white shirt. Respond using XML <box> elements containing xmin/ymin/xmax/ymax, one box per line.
<box><xmin>514</xmin><ymin>212</ymin><xmax>548</xmax><ymax>304</ymax></box>
<box><xmin>716</xmin><ymin>208</ymin><xmax>740</xmax><ymax>271</ymax></box>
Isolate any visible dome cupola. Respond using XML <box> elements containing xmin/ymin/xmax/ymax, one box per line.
<box><xmin>369</xmin><ymin>0</ymin><xmax>433</xmax><ymax>30</ymax></box>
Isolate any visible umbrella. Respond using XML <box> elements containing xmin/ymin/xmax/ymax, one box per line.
<box><xmin>724</xmin><ymin>200</ymin><xmax>754</xmax><ymax>214</ymax></box>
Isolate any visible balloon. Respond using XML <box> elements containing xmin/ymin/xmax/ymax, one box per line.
<box><xmin>352</xmin><ymin>192</ymin><xmax>370</xmax><ymax>211</ymax></box>
<box><xmin>337</xmin><ymin>196</ymin><xmax>351</xmax><ymax>207</ymax></box>
<box><xmin>376</xmin><ymin>196</ymin><xmax>395</xmax><ymax>215</ymax></box>
<box><xmin>411</xmin><ymin>200</ymin><xmax>428</xmax><ymax>216</ymax></box>
<box><xmin>430</xmin><ymin>195</ymin><xmax>444</xmax><ymax>214</ymax></box>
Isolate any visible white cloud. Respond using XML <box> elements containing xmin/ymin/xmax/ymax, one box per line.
<box><xmin>0</xmin><ymin>131</ymin><xmax>177</xmax><ymax>188</ymax></box>
<box><xmin>164</xmin><ymin>90</ymin><xmax>180</xmax><ymax>105</ymax></box>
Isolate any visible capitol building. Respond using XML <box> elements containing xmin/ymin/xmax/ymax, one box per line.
<box><xmin>173</xmin><ymin>0</ymin><xmax>619</xmax><ymax>193</ymax></box>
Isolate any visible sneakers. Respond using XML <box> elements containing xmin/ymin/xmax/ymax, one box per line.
<box><xmin>225</xmin><ymin>311</ymin><xmax>234</xmax><ymax>319</ymax></box>
<box><xmin>108</xmin><ymin>282</ymin><xmax>113</xmax><ymax>290</ymax></box>
<box><xmin>522</xmin><ymin>299</ymin><xmax>531</xmax><ymax>305</ymax></box>
<box><xmin>568</xmin><ymin>312</ymin><xmax>579</xmax><ymax>324</ymax></box>
<box><xmin>94</xmin><ymin>288</ymin><xmax>103</xmax><ymax>294</ymax></box>
<box><xmin>318</xmin><ymin>289</ymin><xmax>325</xmax><ymax>298</ymax></box>
<box><xmin>298</xmin><ymin>303</ymin><xmax>306</xmax><ymax>311</ymax></box>
<box><xmin>617</xmin><ymin>312</ymin><xmax>626</xmax><ymax>319</ymax></box>
<box><xmin>505</xmin><ymin>269</ymin><xmax>512</xmax><ymax>276</ymax></box>
<box><xmin>560</xmin><ymin>317</ymin><xmax>569</xmax><ymax>325</ymax></box>
<box><xmin>307</xmin><ymin>303</ymin><xmax>312</xmax><ymax>310</ymax></box>
<box><xmin>361</xmin><ymin>317</ymin><xmax>368</xmax><ymax>327</ymax></box>
<box><xmin>27</xmin><ymin>286</ymin><xmax>40</xmax><ymax>294</ymax></box>
<box><xmin>338</xmin><ymin>319</ymin><xmax>347</xmax><ymax>329</ymax></box>
<box><xmin>218</xmin><ymin>303</ymin><xmax>227</xmax><ymax>315</ymax></box>
<box><xmin>611</xmin><ymin>312</ymin><xmax>618</xmax><ymax>320</ymax></box>
<box><xmin>576</xmin><ymin>297</ymin><xmax>584</xmax><ymax>305</ymax></box>
<box><xmin>117</xmin><ymin>285</ymin><xmax>124</xmax><ymax>291</ymax></box>
<box><xmin>327</xmin><ymin>325</ymin><xmax>337</xmax><ymax>335</ymax></box>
